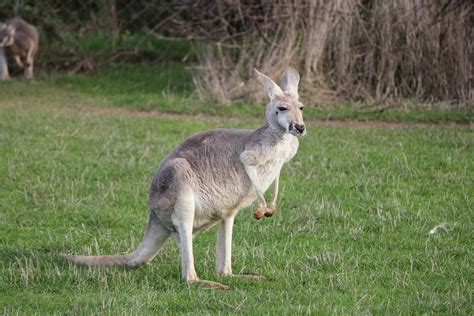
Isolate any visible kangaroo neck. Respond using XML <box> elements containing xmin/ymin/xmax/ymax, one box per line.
<box><xmin>255</xmin><ymin>121</ymin><xmax>290</xmax><ymax>142</ymax></box>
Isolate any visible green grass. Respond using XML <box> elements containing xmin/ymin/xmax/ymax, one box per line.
<box><xmin>1</xmin><ymin>96</ymin><xmax>472</xmax><ymax>313</ymax></box>
<box><xmin>1</xmin><ymin>62</ymin><xmax>472</xmax><ymax>123</ymax></box>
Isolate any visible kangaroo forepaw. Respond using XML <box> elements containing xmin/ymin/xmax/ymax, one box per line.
<box><xmin>264</xmin><ymin>207</ymin><xmax>276</xmax><ymax>217</ymax></box>
<box><xmin>254</xmin><ymin>207</ymin><xmax>265</xmax><ymax>220</ymax></box>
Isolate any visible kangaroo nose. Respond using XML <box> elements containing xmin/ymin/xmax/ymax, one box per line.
<box><xmin>294</xmin><ymin>124</ymin><xmax>305</xmax><ymax>134</ymax></box>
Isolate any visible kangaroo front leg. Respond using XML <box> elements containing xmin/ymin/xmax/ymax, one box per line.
<box><xmin>265</xmin><ymin>170</ymin><xmax>280</xmax><ymax>217</ymax></box>
<box><xmin>216</xmin><ymin>216</ymin><xmax>234</xmax><ymax>275</ymax></box>
<box><xmin>243</xmin><ymin>164</ymin><xmax>268</xmax><ymax>220</ymax></box>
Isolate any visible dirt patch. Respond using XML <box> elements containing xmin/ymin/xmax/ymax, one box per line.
<box><xmin>73</xmin><ymin>105</ymin><xmax>473</xmax><ymax>129</ymax></box>
<box><xmin>4</xmin><ymin>101</ymin><xmax>473</xmax><ymax>129</ymax></box>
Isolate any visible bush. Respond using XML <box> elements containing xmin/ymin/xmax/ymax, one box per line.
<box><xmin>184</xmin><ymin>0</ymin><xmax>472</xmax><ymax>105</ymax></box>
<box><xmin>0</xmin><ymin>1</ymin><xmax>471</xmax><ymax>106</ymax></box>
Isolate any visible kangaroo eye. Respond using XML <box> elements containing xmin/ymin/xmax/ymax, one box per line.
<box><xmin>300</xmin><ymin>107</ymin><xmax>304</xmax><ymax>111</ymax></box>
<box><xmin>277</xmin><ymin>107</ymin><xmax>288</xmax><ymax>111</ymax></box>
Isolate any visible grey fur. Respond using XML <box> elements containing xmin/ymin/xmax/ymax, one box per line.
<box><xmin>65</xmin><ymin>68</ymin><xmax>306</xmax><ymax>289</ymax></box>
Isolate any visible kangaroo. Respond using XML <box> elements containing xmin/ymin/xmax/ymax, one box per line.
<box><xmin>64</xmin><ymin>68</ymin><xmax>306</xmax><ymax>289</ymax></box>
<box><xmin>0</xmin><ymin>17</ymin><xmax>39</xmax><ymax>79</ymax></box>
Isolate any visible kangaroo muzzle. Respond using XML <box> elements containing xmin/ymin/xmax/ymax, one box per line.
<box><xmin>289</xmin><ymin>122</ymin><xmax>306</xmax><ymax>136</ymax></box>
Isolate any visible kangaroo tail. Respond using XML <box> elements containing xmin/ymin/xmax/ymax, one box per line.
<box><xmin>62</xmin><ymin>253</ymin><xmax>133</xmax><ymax>267</ymax></box>
<box><xmin>62</xmin><ymin>213</ymin><xmax>170</xmax><ymax>268</ymax></box>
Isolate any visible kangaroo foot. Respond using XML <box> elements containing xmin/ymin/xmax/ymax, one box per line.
<box><xmin>231</xmin><ymin>274</ymin><xmax>265</xmax><ymax>281</ymax></box>
<box><xmin>189</xmin><ymin>279</ymin><xmax>230</xmax><ymax>290</ymax></box>
<box><xmin>264</xmin><ymin>207</ymin><xmax>276</xmax><ymax>217</ymax></box>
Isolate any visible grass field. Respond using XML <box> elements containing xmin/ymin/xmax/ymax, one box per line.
<box><xmin>1</xmin><ymin>69</ymin><xmax>473</xmax><ymax>314</ymax></box>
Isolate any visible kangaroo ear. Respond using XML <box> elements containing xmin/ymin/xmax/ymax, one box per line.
<box><xmin>254</xmin><ymin>68</ymin><xmax>283</xmax><ymax>100</ymax></box>
<box><xmin>281</xmin><ymin>67</ymin><xmax>300</xmax><ymax>97</ymax></box>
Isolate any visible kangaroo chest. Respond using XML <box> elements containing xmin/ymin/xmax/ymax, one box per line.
<box><xmin>257</xmin><ymin>136</ymin><xmax>299</xmax><ymax>190</ymax></box>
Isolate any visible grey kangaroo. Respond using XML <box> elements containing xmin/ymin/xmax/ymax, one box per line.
<box><xmin>64</xmin><ymin>68</ymin><xmax>306</xmax><ymax>289</ymax></box>
<box><xmin>0</xmin><ymin>17</ymin><xmax>39</xmax><ymax>79</ymax></box>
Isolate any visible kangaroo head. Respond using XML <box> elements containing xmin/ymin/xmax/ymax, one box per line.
<box><xmin>0</xmin><ymin>23</ymin><xmax>15</xmax><ymax>47</ymax></box>
<box><xmin>254</xmin><ymin>68</ymin><xmax>306</xmax><ymax>136</ymax></box>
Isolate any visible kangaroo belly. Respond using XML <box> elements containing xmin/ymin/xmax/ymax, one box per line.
<box><xmin>191</xmin><ymin>160</ymin><xmax>282</xmax><ymax>232</ymax></box>
<box><xmin>194</xmin><ymin>176</ymin><xmax>255</xmax><ymax>215</ymax></box>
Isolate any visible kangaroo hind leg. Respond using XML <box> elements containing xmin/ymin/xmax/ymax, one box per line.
<box><xmin>216</xmin><ymin>216</ymin><xmax>234</xmax><ymax>276</ymax></box>
<box><xmin>172</xmin><ymin>186</ymin><xmax>230</xmax><ymax>290</ymax></box>
<box><xmin>216</xmin><ymin>216</ymin><xmax>265</xmax><ymax>281</ymax></box>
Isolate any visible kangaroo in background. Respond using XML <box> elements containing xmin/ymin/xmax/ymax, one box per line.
<box><xmin>0</xmin><ymin>17</ymin><xmax>39</xmax><ymax>79</ymax></box>
<box><xmin>64</xmin><ymin>68</ymin><xmax>306</xmax><ymax>289</ymax></box>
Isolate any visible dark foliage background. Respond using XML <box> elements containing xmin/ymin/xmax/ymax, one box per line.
<box><xmin>0</xmin><ymin>0</ymin><xmax>472</xmax><ymax>106</ymax></box>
